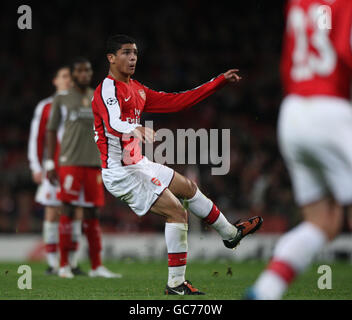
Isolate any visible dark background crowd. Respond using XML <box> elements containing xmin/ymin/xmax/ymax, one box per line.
<box><xmin>0</xmin><ymin>0</ymin><xmax>309</xmax><ymax>235</ymax></box>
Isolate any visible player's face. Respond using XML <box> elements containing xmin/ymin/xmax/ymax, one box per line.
<box><xmin>53</xmin><ymin>68</ymin><xmax>72</xmax><ymax>92</ymax></box>
<box><xmin>72</xmin><ymin>62</ymin><xmax>93</xmax><ymax>87</ymax></box>
<box><xmin>110</xmin><ymin>43</ymin><xmax>138</xmax><ymax>76</ymax></box>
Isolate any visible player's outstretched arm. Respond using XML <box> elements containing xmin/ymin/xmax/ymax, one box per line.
<box><xmin>143</xmin><ymin>69</ymin><xmax>241</xmax><ymax>113</ymax></box>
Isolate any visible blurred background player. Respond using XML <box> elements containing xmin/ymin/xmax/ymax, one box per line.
<box><xmin>46</xmin><ymin>57</ymin><xmax>121</xmax><ymax>279</ymax></box>
<box><xmin>92</xmin><ymin>34</ymin><xmax>263</xmax><ymax>295</ymax></box>
<box><xmin>28</xmin><ymin>66</ymin><xmax>71</xmax><ymax>274</ymax></box>
<box><xmin>247</xmin><ymin>0</ymin><xmax>352</xmax><ymax>299</ymax></box>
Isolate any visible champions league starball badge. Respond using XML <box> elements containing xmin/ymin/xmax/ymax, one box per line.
<box><xmin>106</xmin><ymin>97</ymin><xmax>118</xmax><ymax>105</ymax></box>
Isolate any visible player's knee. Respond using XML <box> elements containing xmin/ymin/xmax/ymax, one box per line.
<box><xmin>167</xmin><ymin>203</ymin><xmax>188</xmax><ymax>224</ymax></box>
<box><xmin>324</xmin><ymin>219</ymin><xmax>343</xmax><ymax>240</ymax></box>
<box><xmin>61</xmin><ymin>203</ymin><xmax>75</xmax><ymax>218</ymax></box>
<box><xmin>45</xmin><ymin>206</ymin><xmax>59</xmax><ymax>222</ymax></box>
<box><xmin>185</xmin><ymin>178</ymin><xmax>198</xmax><ymax>199</ymax></box>
<box><xmin>83</xmin><ymin>207</ymin><xmax>99</xmax><ymax>219</ymax></box>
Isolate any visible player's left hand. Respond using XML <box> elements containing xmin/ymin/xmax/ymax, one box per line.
<box><xmin>223</xmin><ymin>69</ymin><xmax>242</xmax><ymax>83</ymax></box>
<box><xmin>32</xmin><ymin>171</ymin><xmax>42</xmax><ymax>184</ymax></box>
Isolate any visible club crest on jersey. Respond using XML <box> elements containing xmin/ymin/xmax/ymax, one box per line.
<box><xmin>139</xmin><ymin>89</ymin><xmax>146</xmax><ymax>100</ymax></box>
<box><xmin>106</xmin><ymin>97</ymin><xmax>118</xmax><ymax>105</ymax></box>
<box><xmin>151</xmin><ymin>177</ymin><xmax>161</xmax><ymax>186</ymax></box>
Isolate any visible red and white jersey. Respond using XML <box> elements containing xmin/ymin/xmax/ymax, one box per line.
<box><xmin>28</xmin><ymin>96</ymin><xmax>62</xmax><ymax>173</ymax></box>
<box><xmin>92</xmin><ymin>74</ymin><xmax>227</xmax><ymax>168</ymax></box>
<box><xmin>281</xmin><ymin>0</ymin><xmax>352</xmax><ymax>99</ymax></box>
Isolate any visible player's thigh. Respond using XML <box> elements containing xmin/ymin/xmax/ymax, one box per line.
<box><xmin>168</xmin><ymin>171</ymin><xmax>197</xmax><ymax>199</ymax></box>
<box><xmin>150</xmin><ymin>188</ymin><xmax>188</xmax><ymax>223</ymax></box>
<box><xmin>44</xmin><ymin>206</ymin><xmax>60</xmax><ymax>222</ymax></box>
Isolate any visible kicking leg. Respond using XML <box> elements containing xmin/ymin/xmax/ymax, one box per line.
<box><xmin>169</xmin><ymin>171</ymin><xmax>263</xmax><ymax>247</ymax></box>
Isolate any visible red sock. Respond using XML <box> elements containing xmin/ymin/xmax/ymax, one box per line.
<box><xmin>45</xmin><ymin>243</ymin><xmax>57</xmax><ymax>253</ymax></box>
<box><xmin>168</xmin><ymin>252</ymin><xmax>187</xmax><ymax>267</ymax></box>
<box><xmin>267</xmin><ymin>259</ymin><xmax>296</xmax><ymax>284</ymax></box>
<box><xmin>203</xmin><ymin>203</ymin><xmax>220</xmax><ymax>225</ymax></box>
<box><xmin>59</xmin><ymin>215</ymin><xmax>73</xmax><ymax>267</ymax></box>
<box><xmin>83</xmin><ymin>218</ymin><xmax>102</xmax><ymax>270</ymax></box>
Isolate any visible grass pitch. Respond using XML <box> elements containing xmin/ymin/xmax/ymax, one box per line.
<box><xmin>0</xmin><ymin>260</ymin><xmax>351</xmax><ymax>300</ymax></box>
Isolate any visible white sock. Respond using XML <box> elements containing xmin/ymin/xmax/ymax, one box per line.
<box><xmin>273</xmin><ymin>222</ymin><xmax>327</xmax><ymax>272</ymax></box>
<box><xmin>47</xmin><ymin>253</ymin><xmax>58</xmax><ymax>269</ymax></box>
<box><xmin>69</xmin><ymin>251</ymin><xmax>78</xmax><ymax>269</ymax></box>
<box><xmin>72</xmin><ymin>220</ymin><xmax>82</xmax><ymax>243</ymax></box>
<box><xmin>187</xmin><ymin>188</ymin><xmax>213</xmax><ymax>218</ymax></box>
<box><xmin>165</xmin><ymin>223</ymin><xmax>188</xmax><ymax>288</ymax></box>
<box><xmin>43</xmin><ymin>221</ymin><xmax>59</xmax><ymax>268</ymax></box>
<box><xmin>253</xmin><ymin>222</ymin><xmax>327</xmax><ymax>299</ymax></box>
<box><xmin>187</xmin><ymin>188</ymin><xmax>236</xmax><ymax>239</ymax></box>
<box><xmin>252</xmin><ymin>270</ymin><xmax>288</xmax><ymax>300</ymax></box>
<box><xmin>211</xmin><ymin>213</ymin><xmax>237</xmax><ymax>240</ymax></box>
<box><xmin>69</xmin><ymin>220</ymin><xmax>82</xmax><ymax>269</ymax></box>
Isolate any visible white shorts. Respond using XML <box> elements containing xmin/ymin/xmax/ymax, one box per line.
<box><xmin>102</xmin><ymin>157</ymin><xmax>175</xmax><ymax>216</ymax></box>
<box><xmin>35</xmin><ymin>177</ymin><xmax>61</xmax><ymax>207</ymax></box>
<box><xmin>278</xmin><ymin>94</ymin><xmax>352</xmax><ymax>206</ymax></box>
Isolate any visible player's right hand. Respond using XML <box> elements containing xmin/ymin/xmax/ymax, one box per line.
<box><xmin>132</xmin><ymin>127</ymin><xmax>156</xmax><ymax>144</ymax></box>
<box><xmin>47</xmin><ymin>169</ymin><xmax>59</xmax><ymax>186</ymax></box>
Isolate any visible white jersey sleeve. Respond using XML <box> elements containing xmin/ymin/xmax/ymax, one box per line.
<box><xmin>28</xmin><ymin>96</ymin><xmax>53</xmax><ymax>173</ymax></box>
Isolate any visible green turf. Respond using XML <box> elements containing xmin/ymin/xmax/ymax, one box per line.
<box><xmin>0</xmin><ymin>260</ymin><xmax>351</xmax><ymax>300</ymax></box>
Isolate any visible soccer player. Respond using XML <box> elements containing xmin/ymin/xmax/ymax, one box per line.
<box><xmin>247</xmin><ymin>0</ymin><xmax>352</xmax><ymax>299</ymax></box>
<box><xmin>46</xmin><ymin>57</ymin><xmax>121</xmax><ymax>279</ymax></box>
<box><xmin>92</xmin><ymin>34</ymin><xmax>263</xmax><ymax>295</ymax></box>
<box><xmin>28</xmin><ymin>66</ymin><xmax>71</xmax><ymax>274</ymax></box>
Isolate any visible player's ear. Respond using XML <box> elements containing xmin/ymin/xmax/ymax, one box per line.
<box><xmin>107</xmin><ymin>53</ymin><xmax>115</xmax><ymax>64</ymax></box>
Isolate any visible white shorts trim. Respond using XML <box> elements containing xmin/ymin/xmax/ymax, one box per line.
<box><xmin>102</xmin><ymin>157</ymin><xmax>175</xmax><ymax>216</ymax></box>
<box><xmin>278</xmin><ymin>94</ymin><xmax>352</xmax><ymax>206</ymax></box>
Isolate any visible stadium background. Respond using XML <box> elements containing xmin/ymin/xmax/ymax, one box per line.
<box><xmin>1</xmin><ymin>0</ymin><xmax>349</xmax><ymax>240</ymax></box>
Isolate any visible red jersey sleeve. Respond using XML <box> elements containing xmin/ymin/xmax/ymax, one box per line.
<box><xmin>143</xmin><ymin>74</ymin><xmax>227</xmax><ymax>113</ymax></box>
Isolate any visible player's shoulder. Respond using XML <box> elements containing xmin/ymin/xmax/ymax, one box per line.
<box><xmin>50</xmin><ymin>89</ymin><xmax>70</xmax><ymax>106</ymax></box>
<box><xmin>131</xmin><ymin>78</ymin><xmax>145</xmax><ymax>88</ymax></box>
<box><xmin>96</xmin><ymin>76</ymin><xmax>113</xmax><ymax>91</ymax></box>
<box><xmin>34</xmin><ymin>96</ymin><xmax>53</xmax><ymax>113</ymax></box>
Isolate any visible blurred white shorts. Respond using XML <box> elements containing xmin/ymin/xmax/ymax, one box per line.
<box><xmin>278</xmin><ymin>94</ymin><xmax>352</xmax><ymax>206</ymax></box>
<box><xmin>35</xmin><ymin>177</ymin><xmax>61</xmax><ymax>207</ymax></box>
<box><xmin>102</xmin><ymin>157</ymin><xmax>175</xmax><ymax>216</ymax></box>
